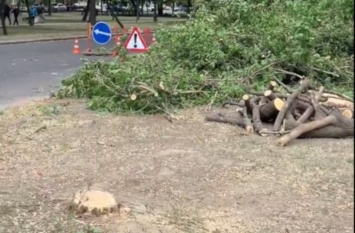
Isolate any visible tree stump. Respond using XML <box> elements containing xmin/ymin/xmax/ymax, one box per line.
<box><xmin>70</xmin><ymin>190</ymin><xmax>120</xmax><ymax>216</ymax></box>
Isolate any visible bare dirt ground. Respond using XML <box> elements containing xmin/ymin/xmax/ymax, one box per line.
<box><xmin>0</xmin><ymin>99</ymin><xmax>353</xmax><ymax>233</ymax></box>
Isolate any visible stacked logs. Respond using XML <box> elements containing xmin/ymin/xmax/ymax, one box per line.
<box><xmin>205</xmin><ymin>79</ymin><xmax>354</xmax><ymax>146</ymax></box>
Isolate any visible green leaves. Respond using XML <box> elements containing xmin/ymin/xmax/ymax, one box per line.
<box><xmin>57</xmin><ymin>0</ymin><xmax>353</xmax><ymax>114</ymax></box>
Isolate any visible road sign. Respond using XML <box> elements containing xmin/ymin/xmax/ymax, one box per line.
<box><xmin>124</xmin><ymin>27</ymin><xmax>148</xmax><ymax>52</ymax></box>
<box><xmin>92</xmin><ymin>21</ymin><xmax>112</xmax><ymax>45</ymax></box>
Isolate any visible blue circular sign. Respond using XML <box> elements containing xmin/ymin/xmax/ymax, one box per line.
<box><xmin>92</xmin><ymin>21</ymin><xmax>112</xmax><ymax>45</ymax></box>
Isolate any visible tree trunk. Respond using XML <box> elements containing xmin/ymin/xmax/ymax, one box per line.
<box><xmin>153</xmin><ymin>0</ymin><xmax>157</xmax><ymax>22</ymax></box>
<box><xmin>0</xmin><ymin>0</ymin><xmax>7</xmax><ymax>35</ymax></box>
<box><xmin>136</xmin><ymin>0</ymin><xmax>139</xmax><ymax>22</ymax></box>
<box><xmin>25</xmin><ymin>0</ymin><xmax>32</xmax><ymax>25</ymax></box>
<box><xmin>82</xmin><ymin>0</ymin><xmax>90</xmax><ymax>21</ymax></box>
<box><xmin>187</xmin><ymin>0</ymin><xmax>191</xmax><ymax>14</ymax></box>
<box><xmin>48</xmin><ymin>0</ymin><xmax>51</xmax><ymax>16</ymax></box>
<box><xmin>157</xmin><ymin>1</ymin><xmax>163</xmax><ymax>16</ymax></box>
<box><xmin>89</xmin><ymin>0</ymin><xmax>97</xmax><ymax>25</ymax></box>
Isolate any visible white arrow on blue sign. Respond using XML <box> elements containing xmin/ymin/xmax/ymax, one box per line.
<box><xmin>92</xmin><ymin>21</ymin><xmax>112</xmax><ymax>45</ymax></box>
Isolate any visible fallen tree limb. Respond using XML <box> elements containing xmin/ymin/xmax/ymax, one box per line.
<box><xmin>205</xmin><ymin>112</ymin><xmax>245</xmax><ymax>127</ymax></box>
<box><xmin>277</xmin><ymin>115</ymin><xmax>338</xmax><ymax>146</ymax></box>
<box><xmin>274</xmin><ymin>68</ymin><xmax>305</xmax><ymax>81</ymax></box>
<box><xmin>252</xmin><ymin>104</ymin><xmax>268</xmax><ymax>136</ymax></box>
<box><xmin>248</xmin><ymin>91</ymin><xmax>327</xmax><ymax>104</ymax></box>
<box><xmin>241</xmin><ymin>105</ymin><xmax>254</xmax><ymax>133</ymax></box>
<box><xmin>272</xmin><ymin>76</ymin><xmax>292</xmax><ymax>93</ymax></box>
<box><xmin>308</xmin><ymin>86</ymin><xmax>353</xmax><ymax>102</ymax></box>
<box><xmin>273</xmin><ymin>80</ymin><xmax>310</xmax><ymax>131</ymax></box>
<box><xmin>296</xmin><ymin>105</ymin><xmax>314</xmax><ymax>124</ymax></box>
<box><xmin>283</xmin><ymin>114</ymin><xmax>354</xmax><ymax>140</ymax></box>
<box><xmin>310</xmin><ymin>87</ymin><xmax>327</xmax><ymax>119</ymax></box>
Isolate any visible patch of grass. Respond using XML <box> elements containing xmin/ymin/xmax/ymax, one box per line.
<box><xmin>37</xmin><ymin>104</ymin><xmax>61</xmax><ymax>116</ymax></box>
<box><xmin>0</xmin><ymin>13</ymin><xmax>186</xmax><ymax>41</ymax></box>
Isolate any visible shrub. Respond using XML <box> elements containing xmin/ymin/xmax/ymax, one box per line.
<box><xmin>57</xmin><ymin>0</ymin><xmax>354</xmax><ymax>114</ymax></box>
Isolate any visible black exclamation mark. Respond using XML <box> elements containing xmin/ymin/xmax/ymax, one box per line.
<box><xmin>134</xmin><ymin>34</ymin><xmax>137</xmax><ymax>48</ymax></box>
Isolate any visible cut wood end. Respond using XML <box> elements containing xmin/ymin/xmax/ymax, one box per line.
<box><xmin>276</xmin><ymin>138</ymin><xmax>287</xmax><ymax>147</ymax></box>
<box><xmin>259</xmin><ymin>128</ymin><xmax>269</xmax><ymax>137</ymax></box>
<box><xmin>242</xmin><ymin>94</ymin><xmax>250</xmax><ymax>100</ymax></box>
<box><xmin>71</xmin><ymin>190</ymin><xmax>119</xmax><ymax>216</ymax></box>
<box><xmin>274</xmin><ymin>98</ymin><xmax>285</xmax><ymax>111</ymax></box>
<box><xmin>270</xmin><ymin>81</ymin><xmax>278</xmax><ymax>87</ymax></box>
<box><xmin>130</xmin><ymin>94</ymin><xmax>137</xmax><ymax>101</ymax></box>
<box><xmin>245</xmin><ymin>126</ymin><xmax>254</xmax><ymax>134</ymax></box>
<box><xmin>342</xmin><ymin>109</ymin><xmax>353</xmax><ymax>119</ymax></box>
<box><xmin>264</xmin><ymin>90</ymin><xmax>273</xmax><ymax>97</ymax></box>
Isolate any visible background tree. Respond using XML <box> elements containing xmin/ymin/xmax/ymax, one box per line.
<box><xmin>47</xmin><ymin>0</ymin><xmax>51</xmax><ymax>16</ymax></box>
<box><xmin>89</xmin><ymin>0</ymin><xmax>97</xmax><ymax>25</ymax></box>
<box><xmin>0</xmin><ymin>0</ymin><xmax>7</xmax><ymax>35</ymax></box>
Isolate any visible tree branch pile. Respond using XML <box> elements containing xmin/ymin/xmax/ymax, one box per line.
<box><xmin>205</xmin><ymin>79</ymin><xmax>354</xmax><ymax>146</ymax></box>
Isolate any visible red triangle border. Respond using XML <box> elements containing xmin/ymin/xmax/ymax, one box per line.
<box><xmin>124</xmin><ymin>26</ymin><xmax>149</xmax><ymax>52</ymax></box>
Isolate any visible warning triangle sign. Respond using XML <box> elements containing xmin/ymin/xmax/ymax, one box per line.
<box><xmin>124</xmin><ymin>27</ymin><xmax>148</xmax><ymax>52</ymax></box>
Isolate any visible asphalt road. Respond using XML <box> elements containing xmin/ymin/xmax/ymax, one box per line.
<box><xmin>0</xmin><ymin>39</ymin><xmax>115</xmax><ymax>109</ymax></box>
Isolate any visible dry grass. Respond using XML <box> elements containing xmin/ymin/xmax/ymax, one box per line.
<box><xmin>0</xmin><ymin>99</ymin><xmax>353</xmax><ymax>233</ymax></box>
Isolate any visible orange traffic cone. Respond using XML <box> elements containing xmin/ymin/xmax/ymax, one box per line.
<box><xmin>72</xmin><ymin>39</ymin><xmax>80</xmax><ymax>55</ymax></box>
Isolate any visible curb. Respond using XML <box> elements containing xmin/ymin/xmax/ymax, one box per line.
<box><xmin>0</xmin><ymin>35</ymin><xmax>87</xmax><ymax>45</ymax></box>
<box><xmin>0</xmin><ymin>30</ymin><xmax>156</xmax><ymax>45</ymax></box>
<box><xmin>82</xmin><ymin>51</ymin><xmax>113</xmax><ymax>56</ymax></box>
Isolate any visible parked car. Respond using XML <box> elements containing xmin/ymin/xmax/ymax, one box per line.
<box><xmin>31</xmin><ymin>3</ymin><xmax>45</xmax><ymax>11</ymax></box>
<box><xmin>95</xmin><ymin>3</ymin><xmax>107</xmax><ymax>12</ymax></box>
<box><xmin>52</xmin><ymin>3</ymin><xmax>67</xmax><ymax>12</ymax></box>
<box><xmin>114</xmin><ymin>5</ymin><xmax>129</xmax><ymax>13</ymax></box>
<box><xmin>72</xmin><ymin>1</ymin><xmax>86</xmax><ymax>11</ymax></box>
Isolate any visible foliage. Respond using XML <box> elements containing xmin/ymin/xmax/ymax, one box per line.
<box><xmin>57</xmin><ymin>0</ymin><xmax>354</xmax><ymax>114</ymax></box>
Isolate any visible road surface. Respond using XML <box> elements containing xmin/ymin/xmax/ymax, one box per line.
<box><xmin>0</xmin><ymin>39</ymin><xmax>115</xmax><ymax>109</ymax></box>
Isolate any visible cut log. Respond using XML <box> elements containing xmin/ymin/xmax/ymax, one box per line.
<box><xmin>249</xmin><ymin>91</ymin><xmax>319</xmax><ymax>104</ymax></box>
<box><xmin>295</xmin><ymin>100</ymin><xmax>311</xmax><ymax>111</ymax></box>
<box><xmin>252</xmin><ymin>104</ymin><xmax>268</xmax><ymax>136</ymax></box>
<box><xmin>273</xmin><ymin>80</ymin><xmax>310</xmax><ymax>131</ymax></box>
<box><xmin>205</xmin><ymin>111</ymin><xmax>245</xmax><ymax>127</ymax></box>
<box><xmin>264</xmin><ymin>90</ymin><xmax>277</xmax><ymax>101</ymax></box>
<box><xmin>296</xmin><ymin>106</ymin><xmax>314</xmax><ymax>124</ymax></box>
<box><xmin>242</xmin><ymin>105</ymin><xmax>254</xmax><ymax>133</ymax></box>
<box><xmin>259</xmin><ymin>97</ymin><xmax>268</xmax><ymax>105</ymax></box>
<box><xmin>322</xmin><ymin>97</ymin><xmax>354</xmax><ymax>111</ymax></box>
<box><xmin>310</xmin><ymin>87</ymin><xmax>327</xmax><ymax>119</ymax></box>
<box><xmin>268</xmin><ymin>81</ymin><xmax>279</xmax><ymax>91</ymax></box>
<box><xmin>342</xmin><ymin>109</ymin><xmax>353</xmax><ymax>119</ymax></box>
<box><xmin>283</xmin><ymin>114</ymin><xmax>354</xmax><ymax>140</ymax></box>
<box><xmin>277</xmin><ymin>115</ymin><xmax>338</xmax><ymax>146</ymax></box>
<box><xmin>293</xmin><ymin>110</ymin><xmax>303</xmax><ymax>120</ymax></box>
<box><xmin>259</xmin><ymin>97</ymin><xmax>285</xmax><ymax>122</ymax></box>
<box><xmin>222</xmin><ymin>100</ymin><xmax>244</xmax><ymax>108</ymax></box>
<box><xmin>242</xmin><ymin>94</ymin><xmax>252</xmax><ymax>114</ymax></box>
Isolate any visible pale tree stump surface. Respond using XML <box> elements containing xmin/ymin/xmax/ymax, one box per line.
<box><xmin>71</xmin><ymin>190</ymin><xmax>120</xmax><ymax>216</ymax></box>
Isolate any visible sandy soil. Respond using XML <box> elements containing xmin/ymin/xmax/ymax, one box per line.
<box><xmin>0</xmin><ymin>99</ymin><xmax>353</xmax><ymax>233</ymax></box>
